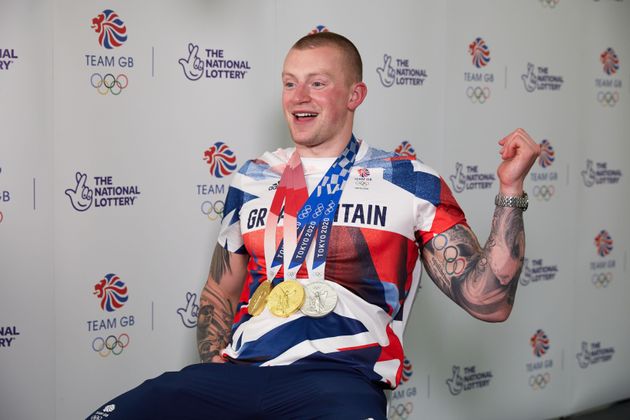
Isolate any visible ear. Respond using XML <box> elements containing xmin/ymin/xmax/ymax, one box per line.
<box><xmin>347</xmin><ymin>82</ymin><xmax>367</xmax><ymax>111</ymax></box>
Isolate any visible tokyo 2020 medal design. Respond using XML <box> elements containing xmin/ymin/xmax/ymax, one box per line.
<box><xmin>248</xmin><ymin>280</ymin><xmax>272</xmax><ymax>316</ymax></box>
<box><xmin>300</xmin><ymin>281</ymin><xmax>337</xmax><ymax>318</ymax></box>
<box><xmin>267</xmin><ymin>280</ymin><xmax>305</xmax><ymax>317</ymax></box>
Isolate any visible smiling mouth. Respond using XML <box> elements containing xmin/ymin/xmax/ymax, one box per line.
<box><xmin>293</xmin><ymin>112</ymin><xmax>318</xmax><ymax>120</ymax></box>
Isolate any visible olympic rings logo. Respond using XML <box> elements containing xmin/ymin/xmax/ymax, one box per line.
<box><xmin>597</xmin><ymin>91</ymin><xmax>619</xmax><ymax>107</ymax></box>
<box><xmin>592</xmin><ymin>272</ymin><xmax>612</xmax><ymax>288</ymax></box>
<box><xmin>532</xmin><ymin>185</ymin><xmax>555</xmax><ymax>201</ymax></box>
<box><xmin>201</xmin><ymin>200</ymin><xmax>225</xmax><ymax>221</ymax></box>
<box><xmin>298</xmin><ymin>204</ymin><xmax>312</xmax><ymax>220</ymax></box>
<box><xmin>529</xmin><ymin>372</ymin><xmax>551</xmax><ymax>390</ymax></box>
<box><xmin>466</xmin><ymin>86</ymin><xmax>491</xmax><ymax>104</ymax></box>
<box><xmin>92</xmin><ymin>333</ymin><xmax>130</xmax><ymax>357</ymax></box>
<box><xmin>432</xmin><ymin>234</ymin><xmax>466</xmax><ymax>276</ymax></box>
<box><xmin>0</xmin><ymin>210</ymin><xmax>3</xmax><ymax>224</ymax></box>
<box><xmin>389</xmin><ymin>402</ymin><xmax>414</xmax><ymax>420</ymax></box>
<box><xmin>540</xmin><ymin>0</ymin><xmax>559</xmax><ymax>8</ymax></box>
<box><xmin>325</xmin><ymin>200</ymin><xmax>336</xmax><ymax>215</ymax></box>
<box><xmin>90</xmin><ymin>73</ymin><xmax>129</xmax><ymax>95</ymax></box>
<box><xmin>312</xmin><ymin>203</ymin><xmax>325</xmax><ymax>218</ymax></box>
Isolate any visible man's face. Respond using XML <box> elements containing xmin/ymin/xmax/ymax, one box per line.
<box><xmin>282</xmin><ymin>45</ymin><xmax>359</xmax><ymax>155</ymax></box>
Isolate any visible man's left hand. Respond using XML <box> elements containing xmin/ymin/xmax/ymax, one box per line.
<box><xmin>497</xmin><ymin>128</ymin><xmax>541</xmax><ymax>195</ymax></box>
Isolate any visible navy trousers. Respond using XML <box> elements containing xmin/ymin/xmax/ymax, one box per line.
<box><xmin>86</xmin><ymin>362</ymin><xmax>387</xmax><ymax>420</ymax></box>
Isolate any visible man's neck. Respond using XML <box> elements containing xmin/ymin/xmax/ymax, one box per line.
<box><xmin>294</xmin><ymin>135</ymin><xmax>353</xmax><ymax>158</ymax></box>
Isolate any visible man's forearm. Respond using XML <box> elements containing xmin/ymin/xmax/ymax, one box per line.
<box><xmin>197</xmin><ymin>246</ymin><xmax>237</xmax><ymax>363</ymax></box>
<box><xmin>423</xmin><ymin>206</ymin><xmax>525</xmax><ymax>321</ymax></box>
<box><xmin>197</xmin><ymin>281</ymin><xmax>235</xmax><ymax>362</ymax></box>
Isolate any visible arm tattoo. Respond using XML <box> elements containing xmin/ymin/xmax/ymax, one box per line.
<box><xmin>196</xmin><ymin>281</ymin><xmax>235</xmax><ymax>362</ymax></box>
<box><xmin>423</xmin><ymin>206</ymin><xmax>525</xmax><ymax>321</ymax></box>
<box><xmin>209</xmin><ymin>245</ymin><xmax>231</xmax><ymax>285</ymax></box>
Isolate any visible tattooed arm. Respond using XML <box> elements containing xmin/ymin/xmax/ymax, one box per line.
<box><xmin>197</xmin><ymin>244</ymin><xmax>248</xmax><ymax>363</ymax></box>
<box><xmin>421</xmin><ymin>128</ymin><xmax>539</xmax><ymax>322</ymax></box>
<box><xmin>421</xmin><ymin>208</ymin><xmax>524</xmax><ymax>322</ymax></box>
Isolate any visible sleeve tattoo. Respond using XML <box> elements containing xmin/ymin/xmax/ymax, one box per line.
<box><xmin>422</xmin><ymin>206</ymin><xmax>525</xmax><ymax>321</ymax></box>
<box><xmin>197</xmin><ymin>245</ymin><xmax>236</xmax><ymax>362</ymax></box>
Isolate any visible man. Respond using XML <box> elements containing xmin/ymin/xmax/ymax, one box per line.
<box><xmin>87</xmin><ymin>32</ymin><xmax>539</xmax><ymax>420</ymax></box>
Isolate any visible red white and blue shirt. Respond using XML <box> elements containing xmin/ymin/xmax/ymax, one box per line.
<box><xmin>217</xmin><ymin>140</ymin><xmax>467</xmax><ymax>388</ymax></box>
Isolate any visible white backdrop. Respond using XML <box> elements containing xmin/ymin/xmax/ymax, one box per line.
<box><xmin>1</xmin><ymin>1</ymin><xmax>629</xmax><ymax>419</ymax></box>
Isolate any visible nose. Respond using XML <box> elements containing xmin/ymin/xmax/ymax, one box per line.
<box><xmin>292</xmin><ymin>83</ymin><xmax>310</xmax><ymax>104</ymax></box>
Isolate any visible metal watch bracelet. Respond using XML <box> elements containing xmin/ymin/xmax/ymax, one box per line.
<box><xmin>494</xmin><ymin>191</ymin><xmax>528</xmax><ymax>211</ymax></box>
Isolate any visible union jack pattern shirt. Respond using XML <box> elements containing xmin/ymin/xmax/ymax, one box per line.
<box><xmin>217</xmin><ymin>140</ymin><xmax>467</xmax><ymax>388</ymax></box>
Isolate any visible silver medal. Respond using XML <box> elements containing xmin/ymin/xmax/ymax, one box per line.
<box><xmin>300</xmin><ymin>281</ymin><xmax>337</xmax><ymax>317</ymax></box>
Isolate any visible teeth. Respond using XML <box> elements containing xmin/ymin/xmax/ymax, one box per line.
<box><xmin>295</xmin><ymin>113</ymin><xmax>317</xmax><ymax>118</ymax></box>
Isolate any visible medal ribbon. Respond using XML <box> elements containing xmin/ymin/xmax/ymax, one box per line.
<box><xmin>264</xmin><ymin>136</ymin><xmax>359</xmax><ymax>282</ymax></box>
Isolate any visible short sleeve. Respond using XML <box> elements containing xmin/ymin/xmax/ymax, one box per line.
<box><xmin>414</xmin><ymin>176</ymin><xmax>468</xmax><ymax>245</ymax></box>
<box><xmin>216</xmin><ymin>179</ymin><xmax>247</xmax><ymax>255</ymax></box>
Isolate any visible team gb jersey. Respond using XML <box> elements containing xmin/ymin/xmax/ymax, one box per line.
<box><xmin>217</xmin><ymin>140</ymin><xmax>467</xmax><ymax>388</ymax></box>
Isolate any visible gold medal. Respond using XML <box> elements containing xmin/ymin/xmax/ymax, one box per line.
<box><xmin>248</xmin><ymin>280</ymin><xmax>271</xmax><ymax>316</ymax></box>
<box><xmin>267</xmin><ymin>280</ymin><xmax>305</xmax><ymax>317</ymax></box>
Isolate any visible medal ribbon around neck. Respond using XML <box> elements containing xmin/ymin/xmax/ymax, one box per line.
<box><xmin>263</xmin><ymin>136</ymin><xmax>359</xmax><ymax>283</ymax></box>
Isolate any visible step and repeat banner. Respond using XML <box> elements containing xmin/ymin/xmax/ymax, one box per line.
<box><xmin>1</xmin><ymin>1</ymin><xmax>629</xmax><ymax>419</ymax></box>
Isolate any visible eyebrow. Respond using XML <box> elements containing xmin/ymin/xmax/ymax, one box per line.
<box><xmin>281</xmin><ymin>71</ymin><xmax>333</xmax><ymax>79</ymax></box>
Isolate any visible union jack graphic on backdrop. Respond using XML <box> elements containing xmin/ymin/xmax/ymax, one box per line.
<box><xmin>469</xmin><ymin>37</ymin><xmax>490</xmax><ymax>68</ymax></box>
<box><xmin>530</xmin><ymin>329</ymin><xmax>550</xmax><ymax>357</ymax></box>
<box><xmin>203</xmin><ymin>142</ymin><xmax>238</xmax><ymax>178</ymax></box>
<box><xmin>91</xmin><ymin>9</ymin><xmax>128</xmax><ymax>49</ymax></box>
<box><xmin>93</xmin><ymin>273</ymin><xmax>128</xmax><ymax>312</ymax></box>
<box><xmin>600</xmin><ymin>48</ymin><xmax>619</xmax><ymax>76</ymax></box>
<box><xmin>594</xmin><ymin>230</ymin><xmax>613</xmax><ymax>257</ymax></box>
<box><xmin>538</xmin><ymin>139</ymin><xmax>556</xmax><ymax>168</ymax></box>
<box><xmin>395</xmin><ymin>141</ymin><xmax>417</xmax><ymax>159</ymax></box>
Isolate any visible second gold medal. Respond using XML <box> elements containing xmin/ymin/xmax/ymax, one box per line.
<box><xmin>267</xmin><ymin>280</ymin><xmax>305</xmax><ymax>317</ymax></box>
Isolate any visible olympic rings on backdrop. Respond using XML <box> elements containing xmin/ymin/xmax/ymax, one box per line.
<box><xmin>533</xmin><ymin>185</ymin><xmax>555</xmax><ymax>201</ymax></box>
<box><xmin>91</xmin><ymin>73</ymin><xmax>129</xmax><ymax>95</ymax></box>
<box><xmin>92</xmin><ymin>333</ymin><xmax>130</xmax><ymax>357</ymax></box>
<box><xmin>389</xmin><ymin>402</ymin><xmax>414</xmax><ymax>420</ymax></box>
<box><xmin>466</xmin><ymin>86</ymin><xmax>491</xmax><ymax>104</ymax></box>
<box><xmin>539</xmin><ymin>0</ymin><xmax>560</xmax><ymax>8</ymax></box>
<box><xmin>529</xmin><ymin>372</ymin><xmax>551</xmax><ymax>390</ymax></box>
<box><xmin>592</xmin><ymin>272</ymin><xmax>612</xmax><ymax>288</ymax></box>
<box><xmin>0</xmin><ymin>211</ymin><xmax>3</xmax><ymax>224</ymax></box>
<box><xmin>597</xmin><ymin>91</ymin><xmax>619</xmax><ymax>107</ymax></box>
<box><xmin>201</xmin><ymin>200</ymin><xmax>225</xmax><ymax>221</ymax></box>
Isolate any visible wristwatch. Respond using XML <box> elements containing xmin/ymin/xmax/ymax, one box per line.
<box><xmin>494</xmin><ymin>192</ymin><xmax>529</xmax><ymax>211</ymax></box>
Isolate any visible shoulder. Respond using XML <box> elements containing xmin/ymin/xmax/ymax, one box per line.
<box><xmin>356</xmin><ymin>141</ymin><xmax>440</xmax><ymax>177</ymax></box>
<box><xmin>234</xmin><ymin>147</ymin><xmax>293</xmax><ymax>181</ymax></box>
